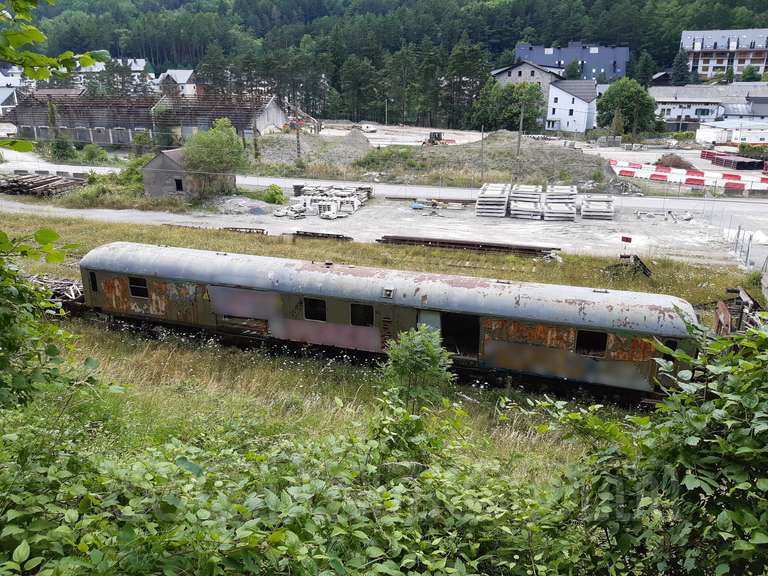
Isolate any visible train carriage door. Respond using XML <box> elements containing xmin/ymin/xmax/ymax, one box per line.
<box><xmin>418</xmin><ymin>310</ymin><xmax>442</xmax><ymax>333</ymax></box>
<box><xmin>441</xmin><ymin>313</ymin><xmax>480</xmax><ymax>358</ymax></box>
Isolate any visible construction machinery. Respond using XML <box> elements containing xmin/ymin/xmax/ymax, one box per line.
<box><xmin>423</xmin><ymin>131</ymin><xmax>456</xmax><ymax>146</ymax></box>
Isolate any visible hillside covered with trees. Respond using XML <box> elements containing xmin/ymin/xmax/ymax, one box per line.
<box><xmin>33</xmin><ymin>1</ymin><xmax>768</xmax><ymax>126</ymax></box>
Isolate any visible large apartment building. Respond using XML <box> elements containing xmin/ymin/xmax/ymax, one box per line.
<box><xmin>681</xmin><ymin>29</ymin><xmax>768</xmax><ymax>80</ymax></box>
<box><xmin>514</xmin><ymin>41</ymin><xmax>630</xmax><ymax>81</ymax></box>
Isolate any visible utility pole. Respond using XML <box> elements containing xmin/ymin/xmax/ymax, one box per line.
<box><xmin>516</xmin><ymin>101</ymin><xmax>525</xmax><ymax>158</ymax></box>
<box><xmin>385</xmin><ymin>98</ymin><xmax>388</xmax><ymax>126</ymax></box>
<box><xmin>295</xmin><ymin>123</ymin><xmax>301</xmax><ymax>160</ymax></box>
<box><xmin>481</xmin><ymin>124</ymin><xmax>485</xmax><ymax>183</ymax></box>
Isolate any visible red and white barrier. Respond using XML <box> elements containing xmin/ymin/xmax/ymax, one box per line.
<box><xmin>609</xmin><ymin>159</ymin><xmax>768</xmax><ymax>192</ymax></box>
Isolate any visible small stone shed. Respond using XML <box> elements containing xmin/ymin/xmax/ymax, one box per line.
<box><xmin>142</xmin><ymin>148</ymin><xmax>236</xmax><ymax>199</ymax></box>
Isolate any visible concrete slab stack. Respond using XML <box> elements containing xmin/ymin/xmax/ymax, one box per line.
<box><xmin>509</xmin><ymin>184</ymin><xmax>543</xmax><ymax>220</ymax></box>
<box><xmin>542</xmin><ymin>185</ymin><xmax>577</xmax><ymax>221</ymax></box>
<box><xmin>581</xmin><ymin>194</ymin><xmax>615</xmax><ymax>220</ymax></box>
<box><xmin>475</xmin><ymin>183</ymin><xmax>511</xmax><ymax>217</ymax></box>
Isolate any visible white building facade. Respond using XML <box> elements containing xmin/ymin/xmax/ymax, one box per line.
<box><xmin>545</xmin><ymin>80</ymin><xmax>597</xmax><ymax>133</ymax></box>
<box><xmin>681</xmin><ymin>29</ymin><xmax>768</xmax><ymax>80</ymax></box>
<box><xmin>696</xmin><ymin>119</ymin><xmax>768</xmax><ymax>145</ymax></box>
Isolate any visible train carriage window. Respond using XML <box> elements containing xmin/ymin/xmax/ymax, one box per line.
<box><xmin>575</xmin><ymin>330</ymin><xmax>608</xmax><ymax>357</ymax></box>
<box><xmin>128</xmin><ymin>277</ymin><xmax>149</xmax><ymax>299</ymax></box>
<box><xmin>89</xmin><ymin>271</ymin><xmax>98</xmax><ymax>292</ymax></box>
<box><xmin>304</xmin><ymin>298</ymin><xmax>326</xmax><ymax>321</ymax></box>
<box><xmin>662</xmin><ymin>339</ymin><xmax>679</xmax><ymax>361</ymax></box>
<box><xmin>350</xmin><ymin>303</ymin><xmax>374</xmax><ymax>327</ymax></box>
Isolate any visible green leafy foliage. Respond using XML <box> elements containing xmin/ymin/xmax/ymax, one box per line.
<box><xmin>182</xmin><ymin>118</ymin><xmax>245</xmax><ymax>197</ymax></box>
<box><xmin>382</xmin><ymin>325</ymin><xmax>455</xmax><ymax>409</ymax></box>
<box><xmin>2</xmin><ymin>226</ymin><xmax>768</xmax><ymax>573</ymax></box>
<box><xmin>81</xmin><ymin>143</ymin><xmax>109</xmax><ymax>165</ymax></box>
<box><xmin>260</xmin><ymin>184</ymin><xmax>287</xmax><ymax>204</ymax></box>
<box><xmin>468</xmin><ymin>79</ymin><xmax>544</xmax><ymax>132</ymax></box>
<box><xmin>0</xmin><ymin>228</ymin><xmax>73</xmax><ymax>404</ymax></box>
<box><xmin>597</xmin><ymin>78</ymin><xmax>656</xmax><ymax>135</ymax></box>
<box><xmin>529</xmin><ymin>323</ymin><xmax>768</xmax><ymax>573</ymax></box>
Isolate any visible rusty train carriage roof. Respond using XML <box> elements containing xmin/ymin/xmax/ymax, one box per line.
<box><xmin>81</xmin><ymin>242</ymin><xmax>698</xmax><ymax>338</ymax></box>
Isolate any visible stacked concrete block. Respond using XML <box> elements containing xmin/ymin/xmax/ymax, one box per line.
<box><xmin>475</xmin><ymin>183</ymin><xmax>511</xmax><ymax>217</ymax></box>
<box><xmin>543</xmin><ymin>185</ymin><xmax>577</xmax><ymax>221</ymax></box>
<box><xmin>509</xmin><ymin>184</ymin><xmax>544</xmax><ymax>220</ymax></box>
<box><xmin>581</xmin><ymin>194</ymin><xmax>615</xmax><ymax>220</ymax></box>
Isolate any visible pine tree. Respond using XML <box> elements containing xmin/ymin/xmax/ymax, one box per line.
<box><xmin>634</xmin><ymin>51</ymin><xmax>656</xmax><ymax>87</ymax></box>
<box><xmin>725</xmin><ymin>67</ymin><xmax>734</xmax><ymax>84</ymax></box>
<box><xmin>671</xmin><ymin>49</ymin><xmax>690</xmax><ymax>86</ymax></box>
<box><xmin>564</xmin><ymin>60</ymin><xmax>581</xmax><ymax>80</ymax></box>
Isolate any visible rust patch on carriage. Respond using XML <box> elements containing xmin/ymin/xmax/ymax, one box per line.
<box><xmin>482</xmin><ymin>318</ymin><xmax>575</xmax><ymax>350</ymax></box>
<box><xmin>608</xmin><ymin>334</ymin><xmax>655</xmax><ymax>362</ymax></box>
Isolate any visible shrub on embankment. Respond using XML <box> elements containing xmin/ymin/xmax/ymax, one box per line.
<box><xmin>1</xmin><ymin>226</ymin><xmax>767</xmax><ymax>575</ymax></box>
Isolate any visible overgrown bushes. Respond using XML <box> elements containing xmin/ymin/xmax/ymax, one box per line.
<box><xmin>57</xmin><ymin>154</ymin><xmax>183</xmax><ymax>211</ymax></box>
<box><xmin>1</xmin><ymin>234</ymin><xmax>767</xmax><ymax>574</ymax></box>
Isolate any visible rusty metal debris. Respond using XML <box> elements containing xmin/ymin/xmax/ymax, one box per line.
<box><xmin>294</xmin><ymin>231</ymin><xmax>353</xmax><ymax>241</ymax></box>
<box><xmin>606</xmin><ymin>255</ymin><xmax>652</xmax><ymax>278</ymax></box>
<box><xmin>0</xmin><ymin>174</ymin><xmax>83</xmax><ymax>197</ymax></box>
<box><xmin>376</xmin><ymin>235</ymin><xmax>559</xmax><ymax>256</ymax></box>
<box><xmin>713</xmin><ymin>287</ymin><xmax>764</xmax><ymax>335</ymax></box>
<box><xmin>221</xmin><ymin>227</ymin><xmax>267</xmax><ymax>235</ymax></box>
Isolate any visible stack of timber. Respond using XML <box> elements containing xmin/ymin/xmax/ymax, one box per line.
<box><xmin>509</xmin><ymin>184</ymin><xmax>543</xmax><ymax>220</ymax></box>
<box><xmin>0</xmin><ymin>173</ymin><xmax>82</xmax><ymax>197</ymax></box>
<box><xmin>581</xmin><ymin>194</ymin><xmax>615</xmax><ymax>220</ymax></box>
<box><xmin>542</xmin><ymin>185</ymin><xmax>577</xmax><ymax>221</ymax></box>
<box><xmin>26</xmin><ymin>275</ymin><xmax>85</xmax><ymax>313</ymax></box>
<box><xmin>474</xmin><ymin>183</ymin><xmax>511</xmax><ymax>217</ymax></box>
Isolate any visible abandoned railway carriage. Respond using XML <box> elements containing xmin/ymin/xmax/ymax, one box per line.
<box><xmin>80</xmin><ymin>243</ymin><xmax>699</xmax><ymax>392</ymax></box>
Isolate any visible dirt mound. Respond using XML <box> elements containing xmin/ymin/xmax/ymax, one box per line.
<box><xmin>419</xmin><ymin>130</ymin><xmax>607</xmax><ymax>183</ymax></box>
<box><xmin>656</xmin><ymin>153</ymin><xmax>695</xmax><ymax>170</ymax></box>
<box><xmin>258</xmin><ymin>129</ymin><xmax>371</xmax><ymax>166</ymax></box>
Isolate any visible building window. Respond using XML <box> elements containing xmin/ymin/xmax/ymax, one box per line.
<box><xmin>572</xmin><ymin>97</ymin><xmax>575</xmax><ymax>104</ymax></box>
<box><xmin>552</xmin><ymin>108</ymin><xmax>556</xmax><ymax>115</ymax></box>
<box><xmin>350</xmin><ymin>303</ymin><xmax>374</xmax><ymax>327</ymax></box>
<box><xmin>128</xmin><ymin>277</ymin><xmax>149</xmax><ymax>299</ymax></box>
<box><xmin>530</xmin><ymin>70</ymin><xmax>535</xmax><ymax>77</ymax></box>
<box><xmin>554</xmin><ymin>97</ymin><xmax>558</xmax><ymax>103</ymax></box>
<box><xmin>89</xmin><ymin>271</ymin><xmax>97</xmax><ymax>292</ymax></box>
<box><xmin>569</xmin><ymin>109</ymin><xmax>574</xmax><ymax>116</ymax></box>
<box><xmin>518</xmin><ymin>70</ymin><xmax>522</xmax><ymax>77</ymax></box>
<box><xmin>575</xmin><ymin>330</ymin><xmax>608</xmax><ymax>357</ymax></box>
<box><xmin>174</xmin><ymin>178</ymin><xmax>184</xmax><ymax>192</ymax></box>
<box><xmin>304</xmin><ymin>298</ymin><xmax>326</xmax><ymax>321</ymax></box>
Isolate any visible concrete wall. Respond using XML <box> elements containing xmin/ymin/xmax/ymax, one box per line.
<box><xmin>142</xmin><ymin>152</ymin><xmax>236</xmax><ymax>199</ymax></box>
<box><xmin>254</xmin><ymin>98</ymin><xmax>288</xmax><ymax>135</ymax></box>
<box><xmin>143</xmin><ymin>153</ymin><xmax>193</xmax><ymax>199</ymax></box>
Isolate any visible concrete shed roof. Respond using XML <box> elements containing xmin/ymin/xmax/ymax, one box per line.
<box><xmin>80</xmin><ymin>242</ymin><xmax>698</xmax><ymax>337</ymax></box>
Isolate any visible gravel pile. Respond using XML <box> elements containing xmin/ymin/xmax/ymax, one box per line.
<box><xmin>423</xmin><ymin>130</ymin><xmax>607</xmax><ymax>181</ymax></box>
<box><xmin>258</xmin><ymin>128</ymin><xmax>371</xmax><ymax>166</ymax></box>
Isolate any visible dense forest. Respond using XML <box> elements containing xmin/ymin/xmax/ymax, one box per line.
<box><xmin>34</xmin><ymin>0</ymin><xmax>768</xmax><ymax>126</ymax></box>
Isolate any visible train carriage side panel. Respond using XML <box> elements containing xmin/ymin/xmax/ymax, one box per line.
<box><xmin>81</xmin><ymin>268</ymin><xmax>215</xmax><ymax>328</ymax></box>
<box><xmin>479</xmin><ymin>318</ymin><xmax>660</xmax><ymax>391</ymax></box>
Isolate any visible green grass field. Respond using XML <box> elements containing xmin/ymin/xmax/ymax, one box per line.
<box><xmin>1</xmin><ymin>211</ymin><xmax>755</xmax><ymax>309</ymax></box>
<box><xmin>2</xmin><ymin>210</ymin><xmax>755</xmax><ymax>482</ymax></box>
